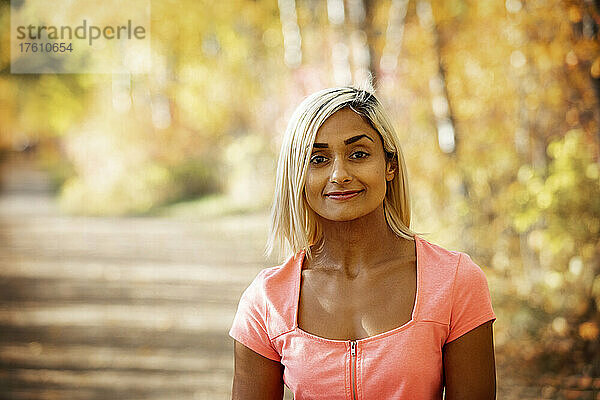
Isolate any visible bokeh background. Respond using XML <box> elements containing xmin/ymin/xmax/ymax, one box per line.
<box><xmin>1</xmin><ymin>0</ymin><xmax>600</xmax><ymax>399</ymax></box>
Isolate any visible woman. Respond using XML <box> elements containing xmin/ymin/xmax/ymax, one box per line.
<box><xmin>229</xmin><ymin>87</ymin><xmax>496</xmax><ymax>399</ymax></box>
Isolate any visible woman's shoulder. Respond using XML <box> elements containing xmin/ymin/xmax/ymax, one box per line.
<box><xmin>415</xmin><ymin>236</ymin><xmax>494</xmax><ymax>328</ymax></box>
<box><xmin>237</xmin><ymin>252</ymin><xmax>301</xmax><ymax>337</ymax></box>
<box><xmin>242</xmin><ymin>252</ymin><xmax>302</xmax><ymax>307</ymax></box>
<box><xmin>252</xmin><ymin>251</ymin><xmax>302</xmax><ymax>286</ymax></box>
<box><xmin>416</xmin><ymin>235</ymin><xmax>463</xmax><ymax>269</ymax></box>
<box><xmin>416</xmin><ymin>236</ymin><xmax>491</xmax><ymax>295</ymax></box>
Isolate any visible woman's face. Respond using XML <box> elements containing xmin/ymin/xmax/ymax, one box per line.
<box><xmin>304</xmin><ymin>107</ymin><xmax>395</xmax><ymax>222</ymax></box>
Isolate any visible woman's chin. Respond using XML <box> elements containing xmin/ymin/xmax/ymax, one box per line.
<box><xmin>318</xmin><ymin>210</ymin><xmax>372</xmax><ymax>223</ymax></box>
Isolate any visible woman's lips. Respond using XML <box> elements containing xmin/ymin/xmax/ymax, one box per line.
<box><xmin>325</xmin><ymin>190</ymin><xmax>364</xmax><ymax>200</ymax></box>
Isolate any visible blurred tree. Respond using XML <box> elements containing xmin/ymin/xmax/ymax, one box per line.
<box><xmin>427</xmin><ymin>0</ymin><xmax>600</xmax><ymax>379</ymax></box>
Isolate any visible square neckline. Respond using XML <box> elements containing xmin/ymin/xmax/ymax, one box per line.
<box><xmin>293</xmin><ymin>235</ymin><xmax>422</xmax><ymax>343</ymax></box>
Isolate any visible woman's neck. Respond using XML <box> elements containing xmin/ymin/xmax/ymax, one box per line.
<box><xmin>309</xmin><ymin>204</ymin><xmax>412</xmax><ymax>278</ymax></box>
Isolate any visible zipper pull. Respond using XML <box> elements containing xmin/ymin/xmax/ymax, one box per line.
<box><xmin>351</xmin><ymin>341</ymin><xmax>356</xmax><ymax>356</ymax></box>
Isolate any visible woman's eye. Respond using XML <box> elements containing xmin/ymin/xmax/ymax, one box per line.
<box><xmin>351</xmin><ymin>151</ymin><xmax>369</xmax><ymax>159</ymax></box>
<box><xmin>310</xmin><ymin>155</ymin><xmax>327</xmax><ymax>164</ymax></box>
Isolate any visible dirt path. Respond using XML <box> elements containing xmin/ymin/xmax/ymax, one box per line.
<box><xmin>0</xmin><ymin>152</ymin><xmax>295</xmax><ymax>400</ymax></box>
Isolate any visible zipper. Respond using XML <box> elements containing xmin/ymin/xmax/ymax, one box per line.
<box><xmin>350</xmin><ymin>340</ymin><xmax>357</xmax><ymax>400</ymax></box>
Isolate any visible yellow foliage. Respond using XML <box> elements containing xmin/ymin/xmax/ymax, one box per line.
<box><xmin>578</xmin><ymin>322</ymin><xmax>599</xmax><ymax>341</ymax></box>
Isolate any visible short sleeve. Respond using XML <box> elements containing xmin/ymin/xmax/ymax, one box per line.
<box><xmin>229</xmin><ymin>270</ymin><xmax>282</xmax><ymax>362</ymax></box>
<box><xmin>445</xmin><ymin>253</ymin><xmax>496</xmax><ymax>344</ymax></box>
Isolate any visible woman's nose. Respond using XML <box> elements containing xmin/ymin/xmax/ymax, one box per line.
<box><xmin>330</xmin><ymin>158</ymin><xmax>352</xmax><ymax>184</ymax></box>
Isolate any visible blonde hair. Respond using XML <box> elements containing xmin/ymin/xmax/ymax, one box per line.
<box><xmin>266</xmin><ymin>87</ymin><xmax>415</xmax><ymax>260</ymax></box>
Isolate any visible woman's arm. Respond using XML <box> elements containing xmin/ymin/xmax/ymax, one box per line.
<box><xmin>442</xmin><ymin>320</ymin><xmax>496</xmax><ymax>400</ymax></box>
<box><xmin>231</xmin><ymin>340</ymin><xmax>285</xmax><ymax>400</ymax></box>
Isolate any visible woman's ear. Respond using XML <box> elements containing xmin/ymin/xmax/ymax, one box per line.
<box><xmin>385</xmin><ymin>161</ymin><xmax>396</xmax><ymax>182</ymax></box>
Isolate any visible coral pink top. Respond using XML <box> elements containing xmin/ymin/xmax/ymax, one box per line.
<box><xmin>229</xmin><ymin>235</ymin><xmax>496</xmax><ymax>399</ymax></box>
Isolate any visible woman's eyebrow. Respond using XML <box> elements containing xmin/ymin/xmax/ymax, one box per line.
<box><xmin>312</xmin><ymin>134</ymin><xmax>374</xmax><ymax>148</ymax></box>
